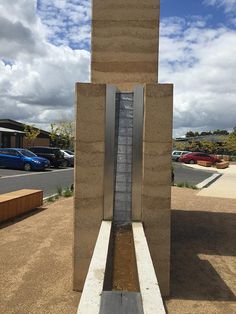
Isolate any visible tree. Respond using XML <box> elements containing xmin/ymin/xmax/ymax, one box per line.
<box><xmin>224</xmin><ymin>132</ymin><xmax>236</xmax><ymax>154</ymax></box>
<box><xmin>199</xmin><ymin>140</ymin><xmax>217</xmax><ymax>154</ymax></box>
<box><xmin>50</xmin><ymin>121</ymin><xmax>74</xmax><ymax>149</ymax></box>
<box><xmin>200</xmin><ymin>131</ymin><xmax>212</xmax><ymax>136</ymax></box>
<box><xmin>185</xmin><ymin>131</ymin><xmax>195</xmax><ymax>138</ymax></box>
<box><xmin>188</xmin><ymin>140</ymin><xmax>200</xmax><ymax>152</ymax></box>
<box><xmin>24</xmin><ymin>124</ymin><xmax>40</xmax><ymax>146</ymax></box>
<box><xmin>173</xmin><ymin>141</ymin><xmax>186</xmax><ymax>151</ymax></box>
<box><xmin>213</xmin><ymin>129</ymin><xmax>229</xmax><ymax>135</ymax></box>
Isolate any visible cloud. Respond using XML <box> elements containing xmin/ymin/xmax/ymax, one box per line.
<box><xmin>203</xmin><ymin>0</ymin><xmax>236</xmax><ymax>13</ymax></box>
<box><xmin>0</xmin><ymin>0</ymin><xmax>235</xmax><ymax>138</ymax></box>
<box><xmin>0</xmin><ymin>0</ymin><xmax>90</xmax><ymax>130</ymax></box>
<box><xmin>37</xmin><ymin>0</ymin><xmax>91</xmax><ymax>49</ymax></box>
<box><xmin>159</xmin><ymin>16</ymin><xmax>236</xmax><ymax>136</ymax></box>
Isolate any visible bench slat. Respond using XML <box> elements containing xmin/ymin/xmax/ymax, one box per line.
<box><xmin>0</xmin><ymin>189</ymin><xmax>43</xmax><ymax>223</ymax></box>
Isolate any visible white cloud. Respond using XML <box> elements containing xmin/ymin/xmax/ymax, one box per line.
<box><xmin>203</xmin><ymin>0</ymin><xmax>236</xmax><ymax>13</ymax></box>
<box><xmin>0</xmin><ymin>1</ymin><xmax>235</xmax><ymax>138</ymax></box>
<box><xmin>159</xmin><ymin>16</ymin><xmax>236</xmax><ymax>136</ymax></box>
<box><xmin>0</xmin><ymin>0</ymin><xmax>90</xmax><ymax>129</ymax></box>
<box><xmin>37</xmin><ymin>0</ymin><xmax>91</xmax><ymax>48</ymax></box>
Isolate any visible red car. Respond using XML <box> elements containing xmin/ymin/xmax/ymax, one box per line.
<box><xmin>179</xmin><ymin>152</ymin><xmax>220</xmax><ymax>164</ymax></box>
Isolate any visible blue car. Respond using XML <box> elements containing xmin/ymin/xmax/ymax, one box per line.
<box><xmin>0</xmin><ymin>148</ymin><xmax>50</xmax><ymax>171</ymax></box>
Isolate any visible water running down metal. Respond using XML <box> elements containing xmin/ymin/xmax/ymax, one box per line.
<box><xmin>113</xmin><ymin>93</ymin><xmax>134</xmax><ymax>224</ymax></box>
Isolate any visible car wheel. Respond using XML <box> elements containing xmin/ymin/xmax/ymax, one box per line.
<box><xmin>176</xmin><ymin>157</ymin><xmax>179</xmax><ymax>162</ymax></box>
<box><xmin>24</xmin><ymin>163</ymin><xmax>32</xmax><ymax>171</ymax></box>
<box><xmin>61</xmin><ymin>160</ymin><xmax>68</xmax><ymax>168</ymax></box>
<box><xmin>189</xmin><ymin>159</ymin><xmax>195</xmax><ymax>164</ymax></box>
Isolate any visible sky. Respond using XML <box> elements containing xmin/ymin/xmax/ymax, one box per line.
<box><xmin>0</xmin><ymin>0</ymin><xmax>236</xmax><ymax>137</ymax></box>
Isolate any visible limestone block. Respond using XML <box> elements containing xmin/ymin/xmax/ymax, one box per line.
<box><xmin>74</xmin><ymin>83</ymin><xmax>106</xmax><ymax>291</ymax></box>
<box><xmin>151</xmin><ymin>258</ymin><xmax>170</xmax><ymax>296</ymax></box>
<box><xmin>74</xmin><ymin>196</ymin><xmax>104</xmax><ymax>228</ymax></box>
<box><xmin>144</xmin><ymin>84</ymin><xmax>173</xmax><ymax>143</ymax></box>
<box><xmin>73</xmin><ymin>257</ymin><xmax>91</xmax><ymax>292</ymax></box>
<box><xmin>91</xmin><ymin>0</ymin><xmax>160</xmax><ymax>85</ymax></box>
<box><xmin>142</xmin><ymin>83</ymin><xmax>173</xmax><ymax>296</ymax></box>
<box><xmin>92</xmin><ymin>0</ymin><xmax>160</xmax><ymax>21</ymax></box>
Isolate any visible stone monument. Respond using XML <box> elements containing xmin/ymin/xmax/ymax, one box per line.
<box><xmin>74</xmin><ymin>0</ymin><xmax>173</xmax><ymax>297</ymax></box>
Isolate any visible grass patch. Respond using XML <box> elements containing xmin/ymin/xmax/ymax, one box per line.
<box><xmin>175</xmin><ymin>182</ymin><xmax>198</xmax><ymax>189</ymax></box>
<box><xmin>56</xmin><ymin>185</ymin><xmax>63</xmax><ymax>196</ymax></box>
<box><xmin>44</xmin><ymin>186</ymin><xmax>73</xmax><ymax>204</ymax></box>
<box><xmin>62</xmin><ymin>186</ymin><xmax>73</xmax><ymax>197</ymax></box>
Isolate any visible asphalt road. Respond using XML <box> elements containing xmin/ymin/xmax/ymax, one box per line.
<box><xmin>0</xmin><ymin>162</ymin><xmax>215</xmax><ymax>197</ymax></box>
<box><xmin>173</xmin><ymin>162</ymin><xmax>216</xmax><ymax>186</ymax></box>
<box><xmin>0</xmin><ymin>168</ymin><xmax>74</xmax><ymax>197</ymax></box>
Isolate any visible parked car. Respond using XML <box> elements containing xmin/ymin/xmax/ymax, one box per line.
<box><xmin>172</xmin><ymin>150</ymin><xmax>191</xmax><ymax>162</ymax></box>
<box><xmin>63</xmin><ymin>150</ymin><xmax>74</xmax><ymax>156</ymax></box>
<box><xmin>28</xmin><ymin>146</ymin><xmax>67</xmax><ymax>168</ymax></box>
<box><xmin>179</xmin><ymin>152</ymin><xmax>220</xmax><ymax>164</ymax></box>
<box><xmin>61</xmin><ymin>149</ymin><xmax>74</xmax><ymax>167</ymax></box>
<box><xmin>0</xmin><ymin>148</ymin><xmax>50</xmax><ymax>171</ymax></box>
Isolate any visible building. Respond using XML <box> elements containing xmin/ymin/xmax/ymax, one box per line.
<box><xmin>0</xmin><ymin>119</ymin><xmax>50</xmax><ymax>148</ymax></box>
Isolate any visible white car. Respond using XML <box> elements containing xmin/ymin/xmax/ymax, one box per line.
<box><xmin>172</xmin><ymin>150</ymin><xmax>191</xmax><ymax>162</ymax></box>
<box><xmin>61</xmin><ymin>150</ymin><xmax>74</xmax><ymax>167</ymax></box>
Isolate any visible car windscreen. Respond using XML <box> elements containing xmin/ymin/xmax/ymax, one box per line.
<box><xmin>19</xmin><ymin>149</ymin><xmax>37</xmax><ymax>157</ymax></box>
<box><xmin>65</xmin><ymin>150</ymin><xmax>74</xmax><ymax>155</ymax></box>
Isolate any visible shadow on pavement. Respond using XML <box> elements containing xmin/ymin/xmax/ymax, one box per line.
<box><xmin>170</xmin><ymin>210</ymin><xmax>236</xmax><ymax>301</ymax></box>
<box><xmin>0</xmin><ymin>207</ymin><xmax>47</xmax><ymax>229</ymax></box>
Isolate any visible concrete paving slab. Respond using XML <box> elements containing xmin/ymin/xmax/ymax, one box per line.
<box><xmin>184</xmin><ymin>164</ymin><xmax>236</xmax><ymax>199</ymax></box>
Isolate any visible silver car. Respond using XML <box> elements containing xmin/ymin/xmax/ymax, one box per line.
<box><xmin>61</xmin><ymin>150</ymin><xmax>74</xmax><ymax>167</ymax></box>
<box><xmin>172</xmin><ymin>150</ymin><xmax>191</xmax><ymax>162</ymax></box>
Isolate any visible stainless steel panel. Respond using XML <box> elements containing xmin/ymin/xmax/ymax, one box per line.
<box><xmin>132</xmin><ymin>86</ymin><xmax>144</xmax><ymax>221</ymax></box>
<box><xmin>113</xmin><ymin>92</ymin><xmax>134</xmax><ymax>224</ymax></box>
<box><xmin>103</xmin><ymin>85</ymin><xmax>117</xmax><ymax>220</ymax></box>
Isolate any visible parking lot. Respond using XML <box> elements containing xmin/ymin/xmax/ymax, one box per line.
<box><xmin>0</xmin><ymin>167</ymin><xmax>74</xmax><ymax>197</ymax></box>
<box><xmin>173</xmin><ymin>162</ymin><xmax>216</xmax><ymax>186</ymax></box>
<box><xmin>0</xmin><ymin>162</ymin><xmax>218</xmax><ymax>198</ymax></box>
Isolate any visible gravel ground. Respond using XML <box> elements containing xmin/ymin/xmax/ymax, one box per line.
<box><xmin>0</xmin><ymin>197</ymin><xmax>80</xmax><ymax>314</ymax></box>
<box><xmin>166</xmin><ymin>187</ymin><xmax>236</xmax><ymax>314</ymax></box>
<box><xmin>0</xmin><ymin>188</ymin><xmax>235</xmax><ymax>314</ymax></box>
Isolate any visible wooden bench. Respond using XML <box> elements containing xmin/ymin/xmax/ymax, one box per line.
<box><xmin>216</xmin><ymin>161</ymin><xmax>229</xmax><ymax>169</ymax></box>
<box><xmin>197</xmin><ymin>160</ymin><xmax>213</xmax><ymax>167</ymax></box>
<box><xmin>0</xmin><ymin>189</ymin><xmax>43</xmax><ymax>223</ymax></box>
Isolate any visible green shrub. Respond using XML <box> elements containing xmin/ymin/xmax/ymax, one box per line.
<box><xmin>56</xmin><ymin>185</ymin><xmax>63</xmax><ymax>196</ymax></box>
<box><xmin>63</xmin><ymin>186</ymin><xmax>73</xmax><ymax>197</ymax></box>
<box><xmin>175</xmin><ymin>182</ymin><xmax>198</xmax><ymax>189</ymax></box>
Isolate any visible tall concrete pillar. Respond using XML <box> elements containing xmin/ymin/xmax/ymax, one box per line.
<box><xmin>91</xmin><ymin>0</ymin><xmax>160</xmax><ymax>89</ymax></box>
<box><xmin>74</xmin><ymin>0</ymin><xmax>173</xmax><ymax>296</ymax></box>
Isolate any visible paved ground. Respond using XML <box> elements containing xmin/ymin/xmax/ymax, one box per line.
<box><xmin>0</xmin><ymin>168</ymin><xmax>73</xmax><ymax>197</ymax></box>
<box><xmin>0</xmin><ymin>164</ymin><xmax>214</xmax><ymax>198</ymax></box>
<box><xmin>0</xmin><ymin>188</ymin><xmax>235</xmax><ymax>314</ymax></box>
<box><xmin>185</xmin><ymin>164</ymin><xmax>236</xmax><ymax>199</ymax></box>
<box><xmin>173</xmin><ymin>162</ymin><xmax>215</xmax><ymax>186</ymax></box>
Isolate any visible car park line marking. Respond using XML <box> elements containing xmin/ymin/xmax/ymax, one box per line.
<box><xmin>196</xmin><ymin>173</ymin><xmax>222</xmax><ymax>189</ymax></box>
<box><xmin>0</xmin><ymin>168</ymin><xmax>73</xmax><ymax>179</ymax></box>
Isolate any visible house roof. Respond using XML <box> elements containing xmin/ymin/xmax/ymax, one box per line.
<box><xmin>175</xmin><ymin>134</ymin><xmax>226</xmax><ymax>143</ymax></box>
<box><xmin>0</xmin><ymin>119</ymin><xmax>50</xmax><ymax>136</ymax></box>
<box><xmin>0</xmin><ymin>127</ymin><xmax>25</xmax><ymax>134</ymax></box>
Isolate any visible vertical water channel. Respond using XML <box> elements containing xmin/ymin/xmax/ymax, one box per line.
<box><xmin>101</xmin><ymin>91</ymin><xmax>144</xmax><ymax>313</ymax></box>
<box><xmin>113</xmin><ymin>93</ymin><xmax>134</xmax><ymax>225</ymax></box>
